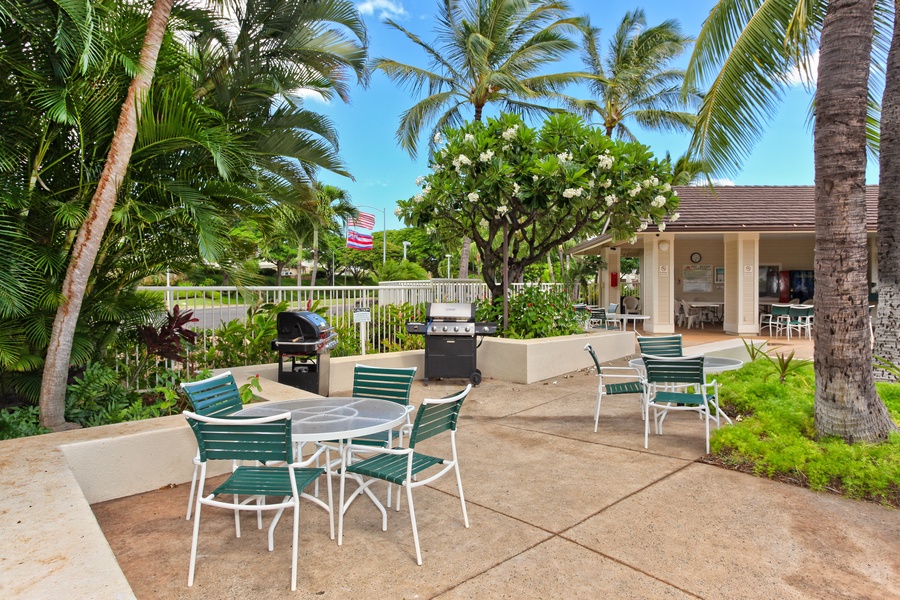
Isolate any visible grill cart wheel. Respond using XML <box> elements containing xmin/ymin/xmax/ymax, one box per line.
<box><xmin>470</xmin><ymin>370</ymin><xmax>482</xmax><ymax>386</ymax></box>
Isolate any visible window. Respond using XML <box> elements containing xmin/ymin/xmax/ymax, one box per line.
<box><xmin>758</xmin><ymin>265</ymin><xmax>780</xmax><ymax>298</ymax></box>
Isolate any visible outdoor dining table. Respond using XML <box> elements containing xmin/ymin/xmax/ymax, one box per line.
<box><xmin>236</xmin><ymin>397</ymin><xmax>411</xmax><ymax>527</ymax></box>
<box><xmin>628</xmin><ymin>355</ymin><xmax>744</xmax><ymax>374</ymax></box>
<box><xmin>606</xmin><ymin>313</ymin><xmax>650</xmax><ymax>332</ymax></box>
<box><xmin>236</xmin><ymin>397</ymin><xmax>410</xmax><ymax>444</ymax></box>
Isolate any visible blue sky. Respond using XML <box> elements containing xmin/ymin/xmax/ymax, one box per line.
<box><xmin>316</xmin><ymin>0</ymin><xmax>880</xmax><ymax>230</ymax></box>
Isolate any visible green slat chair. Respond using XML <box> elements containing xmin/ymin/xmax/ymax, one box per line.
<box><xmin>636</xmin><ymin>334</ymin><xmax>683</xmax><ymax>357</ymax></box>
<box><xmin>184</xmin><ymin>411</ymin><xmax>332</xmax><ymax>592</ymax></box>
<box><xmin>642</xmin><ymin>355</ymin><xmax>728</xmax><ymax>453</ymax></box>
<box><xmin>181</xmin><ymin>371</ymin><xmax>244</xmax><ymax>520</ymax></box>
<box><xmin>589</xmin><ymin>307</ymin><xmax>622</xmax><ymax>331</ymax></box>
<box><xmin>785</xmin><ymin>305</ymin><xmax>814</xmax><ymax>339</ymax></box>
<box><xmin>349</xmin><ymin>364</ymin><xmax>417</xmax><ymax>447</ymax></box>
<box><xmin>338</xmin><ymin>385</ymin><xmax>472</xmax><ymax>565</ymax></box>
<box><xmin>584</xmin><ymin>343</ymin><xmax>646</xmax><ymax>431</ymax></box>
<box><xmin>760</xmin><ymin>304</ymin><xmax>792</xmax><ymax>336</ymax></box>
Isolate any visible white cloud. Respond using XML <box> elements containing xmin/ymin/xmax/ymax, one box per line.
<box><xmin>786</xmin><ymin>50</ymin><xmax>819</xmax><ymax>87</ymax></box>
<box><xmin>291</xmin><ymin>89</ymin><xmax>330</xmax><ymax>104</ymax></box>
<box><xmin>357</xmin><ymin>0</ymin><xmax>407</xmax><ymax>20</ymax></box>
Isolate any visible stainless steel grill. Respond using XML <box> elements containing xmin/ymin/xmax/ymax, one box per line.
<box><xmin>271</xmin><ymin>310</ymin><xmax>338</xmax><ymax>395</ymax></box>
<box><xmin>406</xmin><ymin>302</ymin><xmax>497</xmax><ymax>385</ymax></box>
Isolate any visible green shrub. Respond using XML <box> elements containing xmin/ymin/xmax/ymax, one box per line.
<box><xmin>0</xmin><ymin>405</ymin><xmax>49</xmax><ymax>440</ymax></box>
<box><xmin>476</xmin><ymin>287</ymin><xmax>581</xmax><ymax>339</ymax></box>
<box><xmin>711</xmin><ymin>359</ymin><xmax>900</xmax><ymax>506</ymax></box>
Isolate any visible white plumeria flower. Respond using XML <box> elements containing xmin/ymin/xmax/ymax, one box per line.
<box><xmin>497</xmin><ymin>205</ymin><xmax>509</xmax><ymax>216</ymax></box>
<box><xmin>394</xmin><ymin>207</ymin><xmax>402</xmax><ymax>217</ymax></box>
<box><xmin>512</xmin><ymin>182</ymin><xmax>520</xmax><ymax>195</ymax></box>
<box><xmin>659</xmin><ymin>222</ymin><xmax>666</xmax><ymax>232</ymax></box>
<box><xmin>562</xmin><ymin>188</ymin><xmax>583</xmax><ymax>198</ymax></box>
<box><xmin>533</xmin><ymin>174</ymin><xmax>539</xmax><ymax>182</ymax></box>
<box><xmin>414</xmin><ymin>194</ymin><xmax>424</xmax><ymax>203</ymax></box>
<box><xmin>671</xmin><ymin>212</ymin><xmax>680</xmax><ymax>222</ymax></box>
<box><xmin>588</xmin><ymin>178</ymin><xmax>595</xmax><ymax>189</ymax></box>
<box><xmin>479</xmin><ymin>150</ymin><xmax>494</xmax><ymax>162</ymax></box>
<box><xmin>597</xmin><ymin>154</ymin><xmax>614</xmax><ymax>170</ymax></box>
<box><xmin>643</xmin><ymin>179</ymin><xmax>650</xmax><ymax>187</ymax></box>
<box><xmin>433</xmin><ymin>164</ymin><xmax>444</xmax><ymax>173</ymax></box>
<box><xmin>604</xmin><ymin>194</ymin><xmax>616</xmax><ymax>206</ymax></box>
<box><xmin>628</xmin><ymin>185</ymin><xmax>642</xmax><ymax>198</ymax></box>
<box><xmin>433</xmin><ymin>132</ymin><xmax>443</xmax><ymax>144</ymax></box>
<box><xmin>479</xmin><ymin>219</ymin><xmax>489</xmax><ymax>228</ymax></box>
<box><xmin>423</xmin><ymin>184</ymin><xmax>431</xmax><ymax>194</ymax></box>
<box><xmin>556</xmin><ymin>151</ymin><xmax>573</xmax><ymax>164</ymax></box>
<box><xmin>639</xmin><ymin>222</ymin><xmax>648</xmax><ymax>231</ymax></box>
<box><xmin>629</xmin><ymin>236</ymin><xmax>638</xmax><ymax>244</ymax></box>
<box><xmin>650</xmin><ymin>176</ymin><xmax>659</xmax><ymax>186</ymax></box>
<box><xmin>416</xmin><ymin>176</ymin><xmax>425</xmax><ymax>186</ymax></box>
<box><xmin>468</xmin><ymin>192</ymin><xmax>479</xmax><ymax>202</ymax></box>
<box><xmin>502</xmin><ymin>125</ymin><xmax>519</xmax><ymax>141</ymax></box>
<box><xmin>600</xmin><ymin>179</ymin><xmax>612</xmax><ymax>189</ymax></box>
<box><xmin>464</xmin><ymin>133</ymin><xmax>475</xmax><ymax>143</ymax></box>
<box><xmin>663</xmin><ymin>182</ymin><xmax>672</xmax><ymax>192</ymax></box>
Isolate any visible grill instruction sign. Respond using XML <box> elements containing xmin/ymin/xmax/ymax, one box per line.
<box><xmin>352</xmin><ymin>307</ymin><xmax>371</xmax><ymax>323</ymax></box>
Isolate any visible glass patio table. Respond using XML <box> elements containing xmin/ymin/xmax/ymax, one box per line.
<box><xmin>628</xmin><ymin>356</ymin><xmax>744</xmax><ymax>374</ymax></box>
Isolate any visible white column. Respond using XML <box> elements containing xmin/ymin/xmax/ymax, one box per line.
<box><xmin>723</xmin><ymin>232</ymin><xmax>760</xmax><ymax>334</ymax></box>
<box><xmin>600</xmin><ymin>246</ymin><xmax>621</xmax><ymax>308</ymax></box>
<box><xmin>643</xmin><ymin>234</ymin><xmax>675</xmax><ymax>333</ymax></box>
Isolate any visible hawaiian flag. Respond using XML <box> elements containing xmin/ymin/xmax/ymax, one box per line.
<box><xmin>348</xmin><ymin>211</ymin><xmax>375</xmax><ymax>230</ymax></box>
<box><xmin>346</xmin><ymin>229</ymin><xmax>373</xmax><ymax>250</ymax></box>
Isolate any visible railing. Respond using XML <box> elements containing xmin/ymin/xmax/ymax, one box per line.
<box><xmin>139</xmin><ymin>281</ymin><xmax>566</xmax><ymax>353</ymax></box>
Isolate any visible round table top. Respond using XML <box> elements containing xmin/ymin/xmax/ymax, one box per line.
<box><xmin>629</xmin><ymin>356</ymin><xmax>744</xmax><ymax>373</ymax></box>
<box><xmin>236</xmin><ymin>397</ymin><xmax>409</xmax><ymax>442</ymax></box>
<box><xmin>608</xmin><ymin>314</ymin><xmax>649</xmax><ymax>320</ymax></box>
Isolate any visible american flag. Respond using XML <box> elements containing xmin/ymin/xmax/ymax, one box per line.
<box><xmin>348</xmin><ymin>211</ymin><xmax>375</xmax><ymax>230</ymax></box>
<box><xmin>346</xmin><ymin>229</ymin><xmax>373</xmax><ymax>250</ymax></box>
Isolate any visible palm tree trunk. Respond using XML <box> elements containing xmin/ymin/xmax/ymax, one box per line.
<box><xmin>38</xmin><ymin>0</ymin><xmax>175</xmax><ymax>430</ymax></box>
<box><xmin>873</xmin><ymin>3</ymin><xmax>900</xmax><ymax>387</ymax></box>
<box><xmin>813</xmin><ymin>0</ymin><xmax>896</xmax><ymax>442</ymax></box>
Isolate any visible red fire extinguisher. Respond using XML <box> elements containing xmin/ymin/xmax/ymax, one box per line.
<box><xmin>610</xmin><ymin>272</ymin><xmax>619</xmax><ymax>287</ymax></box>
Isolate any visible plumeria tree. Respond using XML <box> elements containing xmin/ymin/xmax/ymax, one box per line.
<box><xmin>397</xmin><ymin>113</ymin><xmax>679</xmax><ymax>301</ymax></box>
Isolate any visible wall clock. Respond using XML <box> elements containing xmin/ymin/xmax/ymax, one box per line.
<box><xmin>690</xmin><ymin>252</ymin><xmax>702</xmax><ymax>263</ymax></box>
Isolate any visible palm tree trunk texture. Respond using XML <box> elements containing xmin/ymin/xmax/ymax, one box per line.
<box><xmin>873</xmin><ymin>0</ymin><xmax>900</xmax><ymax>392</ymax></box>
<box><xmin>310</xmin><ymin>226</ymin><xmax>320</xmax><ymax>287</ymax></box>
<box><xmin>38</xmin><ymin>0</ymin><xmax>175</xmax><ymax>430</ymax></box>
<box><xmin>813</xmin><ymin>0</ymin><xmax>896</xmax><ymax>442</ymax></box>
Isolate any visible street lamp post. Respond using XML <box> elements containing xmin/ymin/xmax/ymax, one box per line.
<box><xmin>402</xmin><ymin>241</ymin><xmax>411</xmax><ymax>262</ymax></box>
<box><xmin>445</xmin><ymin>254</ymin><xmax>452</xmax><ymax>279</ymax></box>
<box><xmin>354</xmin><ymin>204</ymin><xmax>387</xmax><ymax>264</ymax></box>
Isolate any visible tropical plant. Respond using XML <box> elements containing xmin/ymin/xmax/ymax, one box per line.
<box><xmin>397</xmin><ymin>112</ymin><xmax>679</xmax><ymax>301</ymax></box>
<box><xmin>685</xmin><ymin>0</ymin><xmax>897</xmax><ymax>443</ymax></box>
<box><xmin>373</xmin><ymin>0</ymin><xmax>591</xmax><ymax>278</ymax></box>
<box><xmin>575</xmin><ymin>9</ymin><xmax>700</xmax><ymax>139</ymax></box>
<box><xmin>476</xmin><ymin>287</ymin><xmax>581</xmax><ymax>338</ymax></box>
<box><xmin>376</xmin><ymin>260</ymin><xmax>429</xmax><ymax>282</ymax></box>
<box><xmin>764</xmin><ymin>349</ymin><xmax>812</xmax><ymax>385</ymax></box>
<box><xmin>741</xmin><ymin>337</ymin><xmax>769</xmax><ymax>362</ymax></box>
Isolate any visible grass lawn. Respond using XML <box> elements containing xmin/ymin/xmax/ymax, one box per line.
<box><xmin>709</xmin><ymin>359</ymin><xmax>900</xmax><ymax>507</ymax></box>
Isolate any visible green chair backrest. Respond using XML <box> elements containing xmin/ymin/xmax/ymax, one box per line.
<box><xmin>408</xmin><ymin>387</ymin><xmax>470</xmax><ymax>448</ymax></box>
<box><xmin>643</xmin><ymin>355</ymin><xmax>705</xmax><ymax>387</ymax></box>
<box><xmin>182</xmin><ymin>372</ymin><xmax>243</xmax><ymax>417</ymax></box>
<box><xmin>186</xmin><ymin>414</ymin><xmax>293</xmax><ymax>463</ymax></box>
<box><xmin>352</xmin><ymin>365</ymin><xmax>416</xmax><ymax>405</ymax></box>
<box><xmin>584</xmin><ymin>344</ymin><xmax>602</xmax><ymax>372</ymax></box>
<box><xmin>770</xmin><ymin>304</ymin><xmax>792</xmax><ymax>317</ymax></box>
<box><xmin>789</xmin><ymin>305</ymin><xmax>814</xmax><ymax>318</ymax></box>
<box><xmin>636</xmin><ymin>335</ymin><xmax>683</xmax><ymax>357</ymax></box>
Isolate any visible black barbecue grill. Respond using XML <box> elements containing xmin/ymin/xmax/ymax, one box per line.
<box><xmin>406</xmin><ymin>302</ymin><xmax>497</xmax><ymax>385</ymax></box>
<box><xmin>271</xmin><ymin>310</ymin><xmax>338</xmax><ymax>396</ymax></box>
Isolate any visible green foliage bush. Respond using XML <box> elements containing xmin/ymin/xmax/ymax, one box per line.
<box><xmin>198</xmin><ymin>301</ymin><xmax>287</xmax><ymax>369</ymax></box>
<box><xmin>0</xmin><ymin>406</ymin><xmax>49</xmax><ymax>440</ymax></box>
<box><xmin>476</xmin><ymin>287</ymin><xmax>582</xmax><ymax>339</ymax></box>
<box><xmin>712</xmin><ymin>359</ymin><xmax>900</xmax><ymax>506</ymax></box>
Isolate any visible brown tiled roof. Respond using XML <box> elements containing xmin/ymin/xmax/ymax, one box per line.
<box><xmin>664</xmin><ymin>185</ymin><xmax>878</xmax><ymax>232</ymax></box>
<box><xmin>569</xmin><ymin>185</ymin><xmax>878</xmax><ymax>255</ymax></box>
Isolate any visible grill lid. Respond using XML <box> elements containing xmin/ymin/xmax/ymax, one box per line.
<box><xmin>426</xmin><ymin>302</ymin><xmax>476</xmax><ymax>322</ymax></box>
<box><xmin>273</xmin><ymin>310</ymin><xmax>338</xmax><ymax>353</ymax></box>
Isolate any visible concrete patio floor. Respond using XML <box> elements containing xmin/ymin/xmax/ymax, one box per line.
<box><xmin>91</xmin><ymin>331</ymin><xmax>898</xmax><ymax>599</ymax></box>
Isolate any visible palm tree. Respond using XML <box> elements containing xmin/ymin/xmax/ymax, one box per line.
<box><xmin>875</xmin><ymin>1</ymin><xmax>900</xmax><ymax>383</ymax></box>
<box><xmin>372</xmin><ymin>0</ymin><xmax>590</xmax><ymax>278</ymax></box>
<box><xmin>576</xmin><ymin>9</ymin><xmax>700</xmax><ymax>140</ymax></box>
<box><xmin>685</xmin><ymin>0</ymin><xmax>897</xmax><ymax>442</ymax></box>
<box><xmin>311</xmin><ymin>183</ymin><xmax>356</xmax><ymax>286</ymax></box>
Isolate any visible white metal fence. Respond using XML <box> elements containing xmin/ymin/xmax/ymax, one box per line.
<box><xmin>137</xmin><ymin>281</ymin><xmax>568</xmax><ymax>358</ymax></box>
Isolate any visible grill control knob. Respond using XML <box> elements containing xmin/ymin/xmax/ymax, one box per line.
<box><xmin>430</xmin><ymin>326</ymin><xmax>436</xmax><ymax>332</ymax></box>
<box><xmin>442</xmin><ymin>326</ymin><xmax>448</xmax><ymax>332</ymax></box>
<box><xmin>453</xmin><ymin>326</ymin><xmax>459</xmax><ymax>332</ymax></box>
<box><xmin>465</xmin><ymin>326</ymin><xmax>471</xmax><ymax>332</ymax></box>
